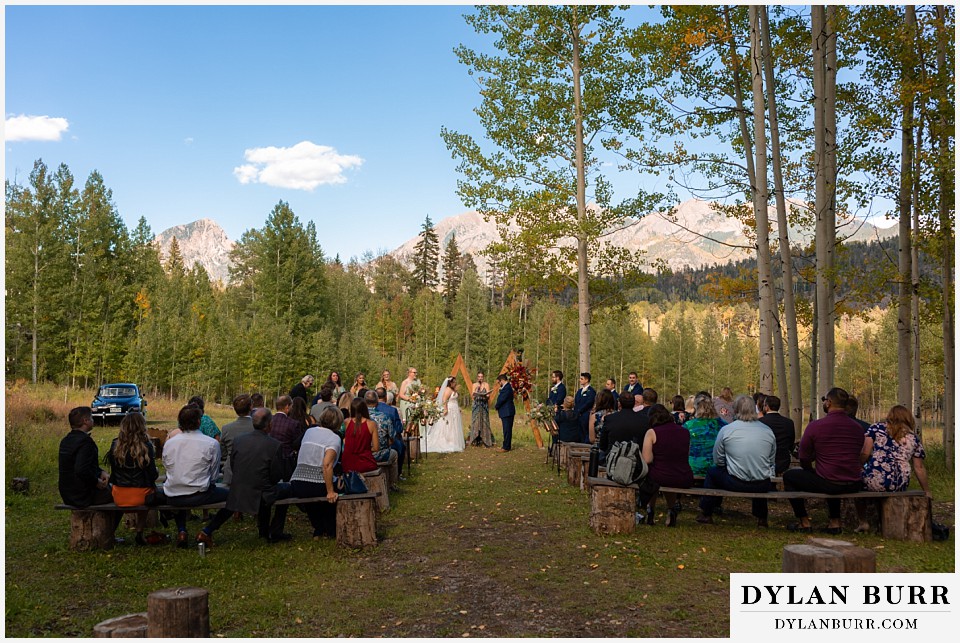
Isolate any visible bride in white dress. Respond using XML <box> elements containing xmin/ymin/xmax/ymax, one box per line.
<box><xmin>423</xmin><ymin>377</ymin><xmax>465</xmax><ymax>453</ymax></box>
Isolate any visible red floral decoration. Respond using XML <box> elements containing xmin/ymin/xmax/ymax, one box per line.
<box><xmin>505</xmin><ymin>361</ymin><xmax>536</xmax><ymax>400</ymax></box>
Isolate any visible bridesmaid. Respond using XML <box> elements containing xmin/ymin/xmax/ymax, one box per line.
<box><xmin>467</xmin><ymin>371</ymin><xmax>494</xmax><ymax>447</ymax></box>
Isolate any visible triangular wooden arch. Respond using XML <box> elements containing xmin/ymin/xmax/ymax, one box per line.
<box><xmin>449</xmin><ymin>353</ymin><xmax>474</xmax><ymax>393</ymax></box>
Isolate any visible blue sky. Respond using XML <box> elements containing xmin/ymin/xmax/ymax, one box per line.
<box><xmin>5</xmin><ymin>4</ymin><xmax>513</xmax><ymax>260</ymax></box>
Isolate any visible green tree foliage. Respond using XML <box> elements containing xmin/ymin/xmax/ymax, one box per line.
<box><xmin>411</xmin><ymin>215</ymin><xmax>440</xmax><ymax>293</ymax></box>
<box><xmin>441</xmin><ymin>233</ymin><xmax>463</xmax><ymax>315</ymax></box>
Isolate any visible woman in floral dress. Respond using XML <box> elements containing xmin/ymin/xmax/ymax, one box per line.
<box><xmin>467</xmin><ymin>371</ymin><xmax>493</xmax><ymax>447</ymax></box>
<box><xmin>856</xmin><ymin>404</ymin><xmax>931</xmax><ymax>532</ymax></box>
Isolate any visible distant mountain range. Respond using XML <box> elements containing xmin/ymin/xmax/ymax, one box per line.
<box><xmin>155</xmin><ymin>199</ymin><xmax>896</xmax><ymax>285</ymax></box>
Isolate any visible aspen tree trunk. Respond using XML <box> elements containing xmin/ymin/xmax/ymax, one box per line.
<box><xmin>934</xmin><ymin>5</ymin><xmax>954</xmax><ymax>467</ymax></box>
<box><xmin>897</xmin><ymin>7</ymin><xmax>916</xmax><ymax>409</ymax></box>
<box><xmin>912</xmin><ymin>115</ymin><xmax>923</xmax><ymax>437</ymax></box>
<box><xmin>750</xmin><ymin>5</ymin><xmax>775</xmax><ymax>394</ymax></box>
<box><xmin>571</xmin><ymin>16</ymin><xmax>591</xmax><ymax>374</ymax></box>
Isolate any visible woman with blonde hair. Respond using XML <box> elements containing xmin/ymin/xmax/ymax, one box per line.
<box><xmin>856</xmin><ymin>405</ymin><xmax>931</xmax><ymax>532</ymax></box>
<box><xmin>106</xmin><ymin>412</ymin><xmax>159</xmax><ymax>545</ymax></box>
<box><xmin>350</xmin><ymin>372</ymin><xmax>368</xmax><ymax>396</ymax></box>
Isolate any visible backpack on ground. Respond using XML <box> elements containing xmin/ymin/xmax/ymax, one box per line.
<box><xmin>605</xmin><ymin>440</ymin><xmax>648</xmax><ymax>486</ymax></box>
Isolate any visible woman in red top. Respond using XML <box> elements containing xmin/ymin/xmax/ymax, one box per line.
<box><xmin>340</xmin><ymin>397</ymin><xmax>379</xmax><ymax>474</ymax></box>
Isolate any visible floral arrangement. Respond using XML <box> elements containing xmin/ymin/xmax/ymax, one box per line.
<box><xmin>403</xmin><ymin>382</ymin><xmax>443</xmax><ymax>427</ymax></box>
<box><xmin>505</xmin><ymin>360</ymin><xmax>536</xmax><ymax>400</ymax></box>
<box><xmin>527</xmin><ymin>402</ymin><xmax>554</xmax><ymax>424</ymax></box>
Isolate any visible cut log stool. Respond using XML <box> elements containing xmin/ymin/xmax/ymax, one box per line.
<box><xmin>378</xmin><ymin>459</ymin><xmax>399</xmax><ymax>488</ymax></box>
<box><xmin>70</xmin><ymin>510</ymin><xmax>117</xmax><ymax>551</ymax></box>
<box><xmin>566</xmin><ymin>449</ymin><xmax>589</xmax><ymax>487</ymax></box>
<box><xmin>147</xmin><ymin>587</ymin><xmax>210</xmax><ymax>637</ymax></box>
<box><xmin>361</xmin><ymin>468</ymin><xmax>390</xmax><ymax>513</ymax></box>
<box><xmin>782</xmin><ymin>538</ymin><xmax>876</xmax><ymax>573</ymax></box>
<box><xmin>94</xmin><ymin>613</ymin><xmax>148</xmax><ymax>638</ymax></box>
<box><xmin>336</xmin><ymin>496</ymin><xmax>378</xmax><ymax>547</ymax></box>
<box><xmin>589</xmin><ymin>478</ymin><xmax>637</xmax><ymax>535</ymax></box>
<box><xmin>881</xmin><ymin>495</ymin><xmax>933</xmax><ymax>542</ymax></box>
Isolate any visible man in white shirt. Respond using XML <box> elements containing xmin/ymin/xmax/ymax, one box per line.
<box><xmin>162</xmin><ymin>405</ymin><xmax>226</xmax><ymax>548</ymax></box>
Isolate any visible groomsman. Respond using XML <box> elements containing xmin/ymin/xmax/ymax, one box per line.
<box><xmin>622</xmin><ymin>372</ymin><xmax>642</xmax><ymax>398</ymax></box>
<box><xmin>494</xmin><ymin>374</ymin><xmax>516</xmax><ymax>452</ymax></box>
<box><xmin>573</xmin><ymin>373</ymin><xmax>596</xmax><ymax>443</ymax></box>
<box><xmin>604</xmin><ymin>378</ymin><xmax>621</xmax><ymax>410</ymax></box>
<box><xmin>547</xmin><ymin>370</ymin><xmax>566</xmax><ymax>413</ymax></box>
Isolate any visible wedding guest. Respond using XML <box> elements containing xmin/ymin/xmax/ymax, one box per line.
<box><xmin>270</xmin><ymin>395</ymin><xmax>303</xmax><ymax>478</ymax></box>
<box><xmin>250</xmin><ymin>393</ymin><xmax>266</xmax><ymax>410</ymax></box>
<box><xmin>289</xmin><ymin>375</ymin><xmax>314</xmax><ymax>407</ymax></box>
<box><xmin>685</xmin><ymin>392</ymin><xmax>724</xmax><ymax>476</ymax></box>
<box><xmin>637</xmin><ymin>388</ymin><xmax>658</xmax><ymax>422</ymax></box>
<box><xmin>366</xmin><ymin>390</ymin><xmax>399</xmax><ymax>473</ymax></box>
<box><xmin>106</xmin><ymin>412</ymin><xmax>160</xmax><ymax>545</ymax></box>
<box><xmin>189</xmin><ymin>396</ymin><xmax>221</xmax><ymax>441</ymax></box>
<box><xmin>290</xmin><ymin>406</ymin><xmax>343</xmax><ymax>539</ymax></box>
<box><xmin>555</xmin><ymin>397</ymin><xmax>580</xmax><ymax>443</ymax></box>
<box><xmin>642</xmin><ymin>404</ymin><xmax>694</xmax><ymax>527</ymax></box>
<box><xmin>713</xmin><ymin>387</ymin><xmax>735</xmax><ymax>422</ymax></box>
<box><xmin>783</xmin><ymin>387</ymin><xmax>866</xmax><ymax>534</ymax></box>
<box><xmin>310</xmin><ymin>385</ymin><xmax>337</xmax><ymax>423</ymax></box>
<box><xmin>855</xmin><ymin>405</ymin><xmax>931</xmax><ymax>533</ymax></box>
<box><xmin>759</xmin><ymin>395</ymin><xmax>796</xmax><ymax>475</ymax></box>
<box><xmin>59</xmin><ymin>407</ymin><xmax>113</xmax><ymax>508</ymax></box>
<box><xmin>598</xmin><ymin>392</ymin><xmax>649</xmax><ymax>461</ymax></box>
<box><xmin>588</xmin><ymin>388</ymin><xmax>617</xmax><ymax>444</ymax></box>
<box><xmin>672</xmin><ymin>395</ymin><xmax>690</xmax><ymax>425</ymax></box>
<box><xmin>846</xmin><ymin>395</ymin><xmax>871</xmax><ymax>431</ymax></box>
<box><xmin>604</xmin><ymin>378</ymin><xmax>620</xmax><ymax>410</ymax></box>
<box><xmin>574</xmin><ymin>373</ymin><xmax>596</xmax><ymax>443</ymax></box>
<box><xmin>376</xmin><ymin>387</ymin><xmax>405</xmax><ymax>469</ymax></box>
<box><xmin>341</xmin><ymin>397</ymin><xmax>380</xmax><ymax>474</ymax></box>
<box><xmin>753</xmin><ymin>392</ymin><xmax>767</xmax><ymax>417</ymax></box>
<box><xmin>468</xmin><ymin>371</ymin><xmax>494</xmax><ymax>447</ymax></box>
<box><xmin>337</xmin><ymin>391</ymin><xmax>354</xmax><ymax>437</ymax></box>
<box><xmin>220</xmin><ymin>394</ymin><xmax>254</xmax><ymax>486</ymax></box>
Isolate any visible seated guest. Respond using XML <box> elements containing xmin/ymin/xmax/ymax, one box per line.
<box><xmin>59</xmin><ymin>406</ymin><xmax>114</xmax><ymax>508</ymax></box>
<box><xmin>759</xmin><ymin>395</ymin><xmax>796</xmax><ymax>475</ymax></box>
<box><xmin>270</xmin><ymin>395</ymin><xmax>304</xmax><ymax>478</ymax></box>
<box><xmin>599</xmin><ymin>392</ymin><xmax>650</xmax><ymax>461</ymax></box>
<box><xmin>337</xmin><ymin>391</ymin><xmax>355</xmax><ymax>437</ymax></box>
<box><xmin>376</xmin><ymin>387</ymin><xmax>406</xmax><ymax>473</ymax></box>
<box><xmin>107</xmin><ymin>412</ymin><xmax>160</xmax><ymax>545</ymax></box>
<box><xmin>220</xmin><ymin>394</ymin><xmax>254</xmax><ymax>486</ymax></box>
<box><xmin>604</xmin><ymin>378</ymin><xmax>620</xmax><ymax>410</ymax></box>
<box><xmin>554</xmin><ymin>396</ymin><xmax>581</xmax><ymax>443</ymax></box>
<box><xmin>365</xmin><ymin>390</ymin><xmax>399</xmax><ymax>477</ymax></box>
<box><xmin>189</xmin><ymin>396</ymin><xmax>221</xmax><ymax>441</ymax></box>
<box><xmin>696</xmin><ymin>395</ymin><xmax>777</xmax><ymax>527</ymax></box>
<box><xmin>637</xmin><ymin>388</ymin><xmax>658</xmax><ymax>421</ymax></box>
<box><xmin>588</xmin><ymin>388</ymin><xmax>617</xmax><ymax>444</ymax></box>
<box><xmin>341</xmin><ymin>397</ymin><xmax>380</xmax><ymax>474</ymax></box>
<box><xmin>685</xmin><ymin>392</ymin><xmax>724</xmax><ymax>476</ymax></box>
<box><xmin>642</xmin><ymin>404</ymin><xmax>694</xmax><ymax>527</ymax></box>
<box><xmin>846</xmin><ymin>394</ymin><xmax>871</xmax><ymax>431</ymax></box>
<box><xmin>289</xmin><ymin>396</ymin><xmax>316</xmax><ymax>430</ymax></box>
<box><xmin>162</xmin><ymin>405</ymin><xmax>225</xmax><ymax>547</ymax></box>
<box><xmin>783</xmin><ymin>387</ymin><xmax>866</xmax><ymax>534</ymax></box>
<box><xmin>251</xmin><ymin>392</ymin><xmax>266</xmax><ymax>410</ymax></box>
<box><xmin>713</xmin><ymin>387</ymin><xmax>735</xmax><ymax>423</ymax></box>
<box><xmin>671</xmin><ymin>395</ymin><xmax>690</xmax><ymax>425</ymax></box>
<box><xmin>310</xmin><ymin>385</ymin><xmax>337</xmax><ymax>424</ymax></box>
<box><xmin>198</xmin><ymin>408</ymin><xmax>292</xmax><ymax>546</ymax></box>
<box><xmin>753</xmin><ymin>392</ymin><xmax>767</xmax><ymax>417</ymax></box>
<box><xmin>856</xmin><ymin>405</ymin><xmax>931</xmax><ymax>533</ymax></box>
<box><xmin>291</xmin><ymin>407</ymin><xmax>343</xmax><ymax>539</ymax></box>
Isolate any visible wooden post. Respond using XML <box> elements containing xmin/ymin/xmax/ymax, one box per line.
<box><xmin>881</xmin><ymin>495</ymin><xmax>933</xmax><ymax>542</ymax></box>
<box><xmin>336</xmin><ymin>497</ymin><xmax>378</xmax><ymax>547</ymax></box>
<box><xmin>361</xmin><ymin>469</ymin><xmax>390</xmax><ymax>513</ymax></box>
<box><xmin>566</xmin><ymin>450</ymin><xmax>589</xmax><ymax>487</ymax></box>
<box><xmin>147</xmin><ymin>587</ymin><xmax>210</xmax><ymax>637</ymax></box>
<box><xmin>70</xmin><ymin>510</ymin><xmax>116</xmax><ymax>551</ymax></box>
<box><xmin>782</xmin><ymin>544</ymin><xmax>846</xmax><ymax>573</ymax></box>
<box><xmin>589</xmin><ymin>481</ymin><xmax>637</xmax><ymax>535</ymax></box>
<box><xmin>94</xmin><ymin>613</ymin><xmax>148</xmax><ymax>638</ymax></box>
<box><xmin>805</xmin><ymin>537</ymin><xmax>876</xmax><ymax>573</ymax></box>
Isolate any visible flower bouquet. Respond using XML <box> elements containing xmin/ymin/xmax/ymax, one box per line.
<box><xmin>505</xmin><ymin>360</ymin><xmax>536</xmax><ymax>401</ymax></box>
<box><xmin>526</xmin><ymin>401</ymin><xmax>558</xmax><ymax>436</ymax></box>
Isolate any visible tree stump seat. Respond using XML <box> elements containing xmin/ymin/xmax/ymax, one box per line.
<box><xmin>588</xmin><ymin>476</ymin><xmax>638</xmax><ymax>535</ymax></box>
<box><xmin>56</xmin><ymin>490</ymin><xmax>382</xmax><ymax>550</ymax></box>
<box><xmin>361</xmin><ymin>467</ymin><xmax>390</xmax><ymax>513</ymax></box>
<box><xmin>783</xmin><ymin>537</ymin><xmax>877</xmax><ymax>573</ymax></box>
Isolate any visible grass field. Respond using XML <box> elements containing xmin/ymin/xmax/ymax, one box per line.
<box><xmin>4</xmin><ymin>384</ymin><xmax>955</xmax><ymax>637</ymax></box>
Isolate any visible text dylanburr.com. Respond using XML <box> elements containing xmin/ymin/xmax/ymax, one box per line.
<box><xmin>730</xmin><ymin>573</ymin><xmax>956</xmax><ymax>639</ymax></box>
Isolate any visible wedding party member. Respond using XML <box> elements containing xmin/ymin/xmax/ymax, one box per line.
<box><xmin>426</xmin><ymin>377</ymin><xmax>466</xmax><ymax>453</ymax></box>
<box><xmin>397</xmin><ymin>367</ymin><xmax>421</xmax><ymax>426</ymax></box>
<box><xmin>58</xmin><ymin>406</ymin><xmax>114</xmax><ymax>508</ymax></box>
<box><xmin>290</xmin><ymin>407</ymin><xmax>343</xmax><ymax>539</ymax></box>
<box><xmin>759</xmin><ymin>395</ymin><xmax>796</xmax><ymax>475</ymax></box>
<box><xmin>162</xmin><ymin>405</ymin><xmax>225</xmax><ymax>548</ymax></box>
<box><xmin>310</xmin><ymin>385</ymin><xmax>337</xmax><ymax>424</ymax></box>
<box><xmin>189</xmin><ymin>396</ymin><xmax>221</xmax><ymax>441</ymax></box>
<box><xmin>494</xmin><ymin>374</ymin><xmax>516</xmax><ymax>452</ymax></box>
<box><xmin>321</xmin><ymin>371</ymin><xmax>346</xmax><ymax>404</ymax></box>
<box><xmin>696</xmin><ymin>395</ymin><xmax>777</xmax><ymax>528</ymax></box>
<box><xmin>685</xmin><ymin>393</ymin><xmax>724</xmax><ymax>476</ymax></box>
<box><xmin>555</xmin><ymin>397</ymin><xmax>580</xmax><ymax>443</ymax></box>
<box><xmin>588</xmin><ymin>388</ymin><xmax>617</xmax><ymax>444</ymax></box>
<box><xmin>341</xmin><ymin>397</ymin><xmax>379</xmax><ymax>474</ymax></box>
<box><xmin>783</xmin><ymin>387</ymin><xmax>866</xmax><ymax>534</ymax></box>
<box><xmin>350</xmin><ymin>372</ymin><xmax>368</xmax><ymax>397</ymax></box>
<box><xmin>855</xmin><ymin>405</ymin><xmax>931</xmax><ymax>533</ymax></box>
<box><xmin>642</xmin><ymin>404</ymin><xmax>694</xmax><ymax>527</ymax></box>
<box><xmin>547</xmin><ymin>370</ymin><xmax>566</xmax><ymax>413</ymax></box>
<box><xmin>598</xmin><ymin>392</ymin><xmax>649</xmax><ymax>461</ymax></box>
<box><xmin>270</xmin><ymin>395</ymin><xmax>303</xmax><ymax>478</ymax></box>
<box><xmin>198</xmin><ymin>408</ymin><xmax>293</xmax><ymax>546</ymax></box>
<box><xmin>289</xmin><ymin>375</ymin><xmax>314</xmax><ymax>407</ymax></box>
<box><xmin>220</xmin><ymin>394</ymin><xmax>254</xmax><ymax>486</ymax></box>
<box><xmin>604</xmin><ymin>378</ymin><xmax>620</xmax><ymax>410</ymax></box>
<box><xmin>468</xmin><ymin>371</ymin><xmax>494</xmax><ymax>447</ymax></box>
<box><xmin>622</xmin><ymin>372</ymin><xmax>642</xmax><ymax>401</ymax></box>
<box><xmin>106</xmin><ymin>412</ymin><xmax>160</xmax><ymax>545</ymax></box>
<box><xmin>573</xmin><ymin>373</ymin><xmax>596</xmax><ymax>443</ymax></box>
<box><xmin>377</xmin><ymin>370</ymin><xmax>399</xmax><ymax>398</ymax></box>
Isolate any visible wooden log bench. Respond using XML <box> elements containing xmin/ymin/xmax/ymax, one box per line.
<box><xmin>56</xmin><ymin>490</ymin><xmax>382</xmax><ymax>550</ymax></box>
<box><xmin>586</xmin><ymin>476</ymin><xmax>931</xmax><ymax>542</ymax></box>
<box><xmin>378</xmin><ymin>458</ymin><xmax>400</xmax><ymax>489</ymax></box>
<box><xmin>361</xmin><ymin>467</ymin><xmax>389</xmax><ymax>513</ymax></box>
<box><xmin>565</xmin><ymin>449</ymin><xmax>591</xmax><ymax>488</ymax></box>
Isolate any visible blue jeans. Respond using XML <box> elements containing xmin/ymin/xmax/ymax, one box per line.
<box><xmin>165</xmin><ymin>485</ymin><xmax>229</xmax><ymax>532</ymax></box>
<box><xmin>699</xmin><ymin>466</ymin><xmax>772</xmax><ymax>520</ymax></box>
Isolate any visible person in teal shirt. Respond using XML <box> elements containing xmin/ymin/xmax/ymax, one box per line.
<box><xmin>189</xmin><ymin>396</ymin><xmax>221</xmax><ymax>441</ymax></box>
<box><xmin>684</xmin><ymin>392</ymin><xmax>724</xmax><ymax>476</ymax></box>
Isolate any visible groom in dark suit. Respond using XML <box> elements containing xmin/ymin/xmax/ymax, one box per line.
<box><xmin>494</xmin><ymin>374</ymin><xmax>516</xmax><ymax>452</ymax></box>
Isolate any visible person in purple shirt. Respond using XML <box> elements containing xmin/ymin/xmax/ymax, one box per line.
<box><xmin>269</xmin><ymin>395</ymin><xmax>304</xmax><ymax>480</ymax></box>
<box><xmin>783</xmin><ymin>387</ymin><xmax>867</xmax><ymax>534</ymax></box>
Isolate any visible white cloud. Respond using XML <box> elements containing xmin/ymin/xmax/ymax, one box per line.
<box><xmin>5</xmin><ymin>114</ymin><xmax>70</xmax><ymax>142</ymax></box>
<box><xmin>233</xmin><ymin>140</ymin><xmax>363</xmax><ymax>190</ymax></box>
<box><xmin>184</xmin><ymin>137</ymin><xmax>194</xmax><ymax>145</ymax></box>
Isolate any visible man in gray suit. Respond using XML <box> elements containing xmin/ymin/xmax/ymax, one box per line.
<box><xmin>220</xmin><ymin>394</ymin><xmax>254</xmax><ymax>486</ymax></box>
<box><xmin>198</xmin><ymin>407</ymin><xmax>292</xmax><ymax>546</ymax></box>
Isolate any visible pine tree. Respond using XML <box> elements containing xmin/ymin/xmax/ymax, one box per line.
<box><xmin>442</xmin><ymin>233</ymin><xmax>463</xmax><ymax>315</ymax></box>
<box><xmin>411</xmin><ymin>215</ymin><xmax>440</xmax><ymax>292</ymax></box>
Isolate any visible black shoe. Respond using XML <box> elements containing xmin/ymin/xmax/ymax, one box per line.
<box><xmin>819</xmin><ymin>526</ymin><xmax>843</xmax><ymax>535</ymax></box>
<box><xmin>267</xmin><ymin>532</ymin><xmax>293</xmax><ymax>543</ymax></box>
<box><xmin>786</xmin><ymin>523</ymin><xmax>813</xmax><ymax>533</ymax></box>
<box><xmin>757</xmin><ymin>518</ymin><xmax>769</xmax><ymax>528</ymax></box>
<box><xmin>695</xmin><ymin>512</ymin><xmax>713</xmax><ymax>524</ymax></box>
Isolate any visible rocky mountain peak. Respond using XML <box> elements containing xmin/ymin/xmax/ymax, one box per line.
<box><xmin>155</xmin><ymin>218</ymin><xmax>235</xmax><ymax>284</ymax></box>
